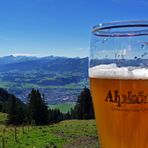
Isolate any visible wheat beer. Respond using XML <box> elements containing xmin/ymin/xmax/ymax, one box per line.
<box><xmin>89</xmin><ymin>64</ymin><xmax>148</xmax><ymax>148</ymax></box>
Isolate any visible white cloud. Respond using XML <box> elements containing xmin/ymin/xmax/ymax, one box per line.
<box><xmin>76</xmin><ymin>47</ymin><xmax>89</xmax><ymax>50</ymax></box>
<box><xmin>12</xmin><ymin>53</ymin><xmax>39</xmax><ymax>57</ymax></box>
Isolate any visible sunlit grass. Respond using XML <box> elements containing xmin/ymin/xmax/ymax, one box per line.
<box><xmin>0</xmin><ymin>112</ymin><xmax>98</xmax><ymax>148</ymax></box>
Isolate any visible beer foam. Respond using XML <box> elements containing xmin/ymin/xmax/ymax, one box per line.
<box><xmin>89</xmin><ymin>63</ymin><xmax>148</xmax><ymax>79</ymax></box>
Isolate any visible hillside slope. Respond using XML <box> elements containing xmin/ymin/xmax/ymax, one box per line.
<box><xmin>0</xmin><ymin>88</ymin><xmax>25</xmax><ymax>112</ymax></box>
<box><xmin>0</xmin><ymin>116</ymin><xmax>98</xmax><ymax>148</ymax></box>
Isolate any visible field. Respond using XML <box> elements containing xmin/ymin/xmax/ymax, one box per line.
<box><xmin>49</xmin><ymin>102</ymin><xmax>76</xmax><ymax>113</ymax></box>
<box><xmin>0</xmin><ymin>113</ymin><xmax>98</xmax><ymax>148</ymax></box>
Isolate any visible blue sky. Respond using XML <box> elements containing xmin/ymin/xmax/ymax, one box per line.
<box><xmin>0</xmin><ymin>0</ymin><xmax>147</xmax><ymax>57</ymax></box>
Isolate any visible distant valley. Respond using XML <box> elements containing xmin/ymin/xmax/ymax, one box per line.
<box><xmin>0</xmin><ymin>55</ymin><xmax>88</xmax><ymax>104</ymax></box>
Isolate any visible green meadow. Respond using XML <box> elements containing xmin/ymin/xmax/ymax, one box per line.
<box><xmin>0</xmin><ymin>113</ymin><xmax>98</xmax><ymax>148</ymax></box>
<box><xmin>49</xmin><ymin>102</ymin><xmax>76</xmax><ymax>113</ymax></box>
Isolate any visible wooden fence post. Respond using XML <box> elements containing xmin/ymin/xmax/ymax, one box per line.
<box><xmin>14</xmin><ymin>127</ymin><xmax>18</xmax><ymax>142</ymax></box>
<box><xmin>2</xmin><ymin>128</ymin><xmax>5</xmax><ymax>148</ymax></box>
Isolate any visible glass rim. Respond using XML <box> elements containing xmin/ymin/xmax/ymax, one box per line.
<box><xmin>92</xmin><ymin>20</ymin><xmax>148</xmax><ymax>37</ymax></box>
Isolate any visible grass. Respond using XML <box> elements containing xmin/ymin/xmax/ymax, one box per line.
<box><xmin>0</xmin><ymin>81</ymin><xmax>12</xmax><ymax>88</ymax></box>
<box><xmin>49</xmin><ymin>102</ymin><xmax>76</xmax><ymax>113</ymax></box>
<box><xmin>0</xmin><ymin>113</ymin><xmax>7</xmax><ymax>128</ymax></box>
<box><xmin>23</xmin><ymin>83</ymin><xmax>40</xmax><ymax>88</ymax></box>
<box><xmin>0</xmin><ymin>113</ymin><xmax>98</xmax><ymax>148</ymax></box>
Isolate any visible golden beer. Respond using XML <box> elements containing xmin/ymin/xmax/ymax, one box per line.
<box><xmin>90</xmin><ymin>74</ymin><xmax>148</xmax><ymax>148</ymax></box>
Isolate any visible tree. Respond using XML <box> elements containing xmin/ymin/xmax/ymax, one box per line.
<box><xmin>48</xmin><ymin>108</ymin><xmax>63</xmax><ymax>123</ymax></box>
<box><xmin>7</xmin><ymin>95</ymin><xmax>25</xmax><ymax>125</ymax></box>
<box><xmin>65</xmin><ymin>111</ymin><xmax>70</xmax><ymax>120</ymax></box>
<box><xmin>27</xmin><ymin>89</ymin><xmax>49</xmax><ymax>125</ymax></box>
<box><xmin>73</xmin><ymin>87</ymin><xmax>95</xmax><ymax>119</ymax></box>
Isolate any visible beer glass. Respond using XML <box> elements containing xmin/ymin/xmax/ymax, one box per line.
<box><xmin>89</xmin><ymin>20</ymin><xmax>148</xmax><ymax>148</ymax></box>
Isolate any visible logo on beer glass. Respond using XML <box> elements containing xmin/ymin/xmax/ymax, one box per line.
<box><xmin>105</xmin><ymin>90</ymin><xmax>148</xmax><ymax>107</ymax></box>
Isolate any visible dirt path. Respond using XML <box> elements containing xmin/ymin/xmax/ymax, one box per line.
<box><xmin>63</xmin><ymin>136</ymin><xmax>98</xmax><ymax>148</ymax></box>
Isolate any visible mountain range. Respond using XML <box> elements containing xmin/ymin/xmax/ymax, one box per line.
<box><xmin>0</xmin><ymin>55</ymin><xmax>88</xmax><ymax>104</ymax></box>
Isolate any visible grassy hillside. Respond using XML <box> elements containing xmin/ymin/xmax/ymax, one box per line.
<box><xmin>0</xmin><ymin>113</ymin><xmax>98</xmax><ymax>148</ymax></box>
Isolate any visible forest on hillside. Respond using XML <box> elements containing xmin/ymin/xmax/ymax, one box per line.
<box><xmin>0</xmin><ymin>87</ymin><xmax>94</xmax><ymax>126</ymax></box>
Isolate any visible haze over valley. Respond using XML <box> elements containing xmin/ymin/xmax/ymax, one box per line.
<box><xmin>0</xmin><ymin>55</ymin><xmax>88</xmax><ymax>104</ymax></box>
